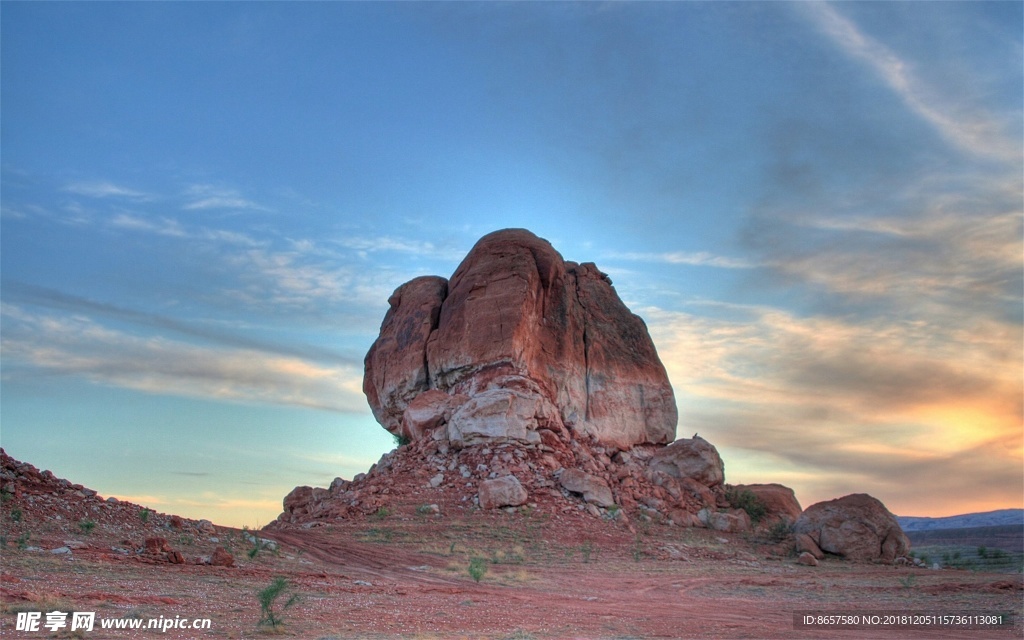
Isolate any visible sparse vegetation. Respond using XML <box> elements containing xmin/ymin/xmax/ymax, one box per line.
<box><xmin>631</xmin><ymin>536</ymin><xmax>644</xmax><ymax>562</ymax></box>
<box><xmin>725</xmin><ymin>487</ymin><xmax>768</xmax><ymax>524</ymax></box>
<box><xmin>256</xmin><ymin>576</ymin><xmax>299</xmax><ymax>630</ymax></box>
<box><xmin>899</xmin><ymin>574</ymin><xmax>918</xmax><ymax>589</ymax></box>
<box><xmin>393</xmin><ymin>433</ymin><xmax>411</xmax><ymax>447</ymax></box>
<box><xmin>468</xmin><ymin>557</ymin><xmax>488</xmax><ymax>582</ymax></box>
<box><xmin>139</xmin><ymin>508</ymin><xmax>151</xmax><ymax>523</ymax></box>
<box><xmin>766</xmin><ymin>520</ymin><xmax>793</xmax><ymax>543</ymax></box>
<box><xmin>581</xmin><ymin>539</ymin><xmax>594</xmax><ymax>563</ymax></box>
<box><xmin>16</xmin><ymin>532</ymin><xmax>30</xmax><ymax>550</ymax></box>
<box><xmin>9</xmin><ymin>508</ymin><xmax>22</xmax><ymax>522</ymax></box>
<box><xmin>78</xmin><ymin>519</ymin><xmax>96</xmax><ymax>534</ymax></box>
<box><xmin>372</xmin><ymin>506</ymin><xmax>391</xmax><ymax>521</ymax></box>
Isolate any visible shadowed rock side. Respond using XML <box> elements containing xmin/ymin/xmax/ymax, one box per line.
<box><xmin>364</xmin><ymin>228</ymin><xmax>677</xmax><ymax>450</ymax></box>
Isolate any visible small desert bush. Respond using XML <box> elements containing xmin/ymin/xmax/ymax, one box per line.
<box><xmin>468</xmin><ymin>557</ymin><xmax>488</xmax><ymax>583</ymax></box>
<box><xmin>257</xmin><ymin>577</ymin><xmax>298</xmax><ymax>630</ymax></box>
<box><xmin>766</xmin><ymin>519</ymin><xmax>793</xmax><ymax>543</ymax></box>
<box><xmin>725</xmin><ymin>487</ymin><xmax>768</xmax><ymax>524</ymax></box>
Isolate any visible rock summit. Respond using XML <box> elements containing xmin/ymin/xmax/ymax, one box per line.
<box><xmin>364</xmin><ymin>228</ymin><xmax>678</xmax><ymax>451</ymax></box>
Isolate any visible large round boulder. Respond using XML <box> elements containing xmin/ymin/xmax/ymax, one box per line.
<box><xmin>794</xmin><ymin>493</ymin><xmax>910</xmax><ymax>563</ymax></box>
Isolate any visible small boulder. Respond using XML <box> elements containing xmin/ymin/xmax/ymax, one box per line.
<box><xmin>794</xmin><ymin>493</ymin><xmax>910</xmax><ymax>563</ymax></box>
<box><xmin>795</xmin><ymin>533</ymin><xmax>824</xmax><ymax>560</ymax></box>
<box><xmin>478</xmin><ymin>475</ymin><xmax>528</xmax><ymax>510</ymax></box>
<box><xmin>797</xmin><ymin>551</ymin><xmax>819</xmax><ymax>567</ymax></box>
<box><xmin>145</xmin><ymin>537</ymin><xmax>172</xmax><ymax>554</ymax></box>
<box><xmin>559</xmin><ymin>468</ymin><xmax>615</xmax><ymax>508</ymax></box>
<box><xmin>699</xmin><ymin>508</ymin><xmax>751</xmax><ymax>533</ymax></box>
<box><xmin>649</xmin><ymin>436</ymin><xmax>724</xmax><ymax>487</ymax></box>
<box><xmin>210</xmin><ymin>547</ymin><xmax>235</xmax><ymax>567</ymax></box>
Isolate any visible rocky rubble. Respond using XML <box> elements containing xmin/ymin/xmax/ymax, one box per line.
<box><xmin>0</xmin><ymin>448</ymin><xmax>234</xmax><ymax>567</ymax></box>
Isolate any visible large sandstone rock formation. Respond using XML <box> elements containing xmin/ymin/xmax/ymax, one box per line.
<box><xmin>794</xmin><ymin>493</ymin><xmax>910</xmax><ymax>563</ymax></box>
<box><xmin>364</xmin><ymin>228</ymin><xmax>677</xmax><ymax>450</ymax></box>
<box><xmin>274</xmin><ymin>229</ymin><xmax>903</xmax><ymax>568</ymax></box>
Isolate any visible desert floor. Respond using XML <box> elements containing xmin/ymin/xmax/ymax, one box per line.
<box><xmin>2</xmin><ymin>504</ymin><xmax>1021</xmax><ymax>640</ymax></box>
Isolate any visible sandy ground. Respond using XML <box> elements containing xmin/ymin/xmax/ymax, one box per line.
<box><xmin>2</xmin><ymin>505</ymin><xmax>1021</xmax><ymax>640</ymax></box>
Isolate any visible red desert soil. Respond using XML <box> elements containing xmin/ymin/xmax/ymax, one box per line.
<box><xmin>2</xmin><ymin>451</ymin><xmax>1021</xmax><ymax>639</ymax></box>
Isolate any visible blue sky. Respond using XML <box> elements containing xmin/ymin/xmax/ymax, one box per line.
<box><xmin>2</xmin><ymin>2</ymin><xmax>1021</xmax><ymax>527</ymax></box>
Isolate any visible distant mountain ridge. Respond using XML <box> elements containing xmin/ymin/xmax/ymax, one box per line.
<box><xmin>897</xmin><ymin>509</ymin><xmax>1023</xmax><ymax>531</ymax></box>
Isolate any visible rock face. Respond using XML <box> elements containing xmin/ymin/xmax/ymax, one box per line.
<box><xmin>794</xmin><ymin>494</ymin><xmax>910</xmax><ymax>563</ymax></box>
<box><xmin>364</xmin><ymin>229</ymin><xmax>677</xmax><ymax>450</ymax></box>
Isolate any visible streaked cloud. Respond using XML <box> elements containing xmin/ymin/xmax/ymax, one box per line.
<box><xmin>2</xmin><ymin>281</ymin><xmax>362</xmax><ymax>367</ymax></box>
<box><xmin>333</xmin><ymin>234</ymin><xmax>467</xmax><ymax>262</ymax></box>
<box><xmin>801</xmin><ymin>2</ymin><xmax>1020</xmax><ymax>163</ymax></box>
<box><xmin>1</xmin><ymin>304</ymin><xmax>369</xmax><ymax>414</ymax></box>
<box><xmin>606</xmin><ymin>250</ymin><xmax>757</xmax><ymax>269</ymax></box>
<box><xmin>110</xmin><ymin>213</ymin><xmax>187</xmax><ymax>237</ymax></box>
<box><xmin>64</xmin><ymin>181</ymin><xmax>154</xmax><ymax>200</ymax></box>
<box><xmin>183</xmin><ymin>184</ymin><xmax>267</xmax><ymax>211</ymax></box>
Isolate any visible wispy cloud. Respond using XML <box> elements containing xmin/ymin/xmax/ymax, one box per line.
<box><xmin>110</xmin><ymin>213</ymin><xmax>187</xmax><ymax>237</ymax></box>
<box><xmin>182</xmin><ymin>184</ymin><xmax>267</xmax><ymax>211</ymax></box>
<box><xmin>64</xmin><ymin>181</ymin><xmax>154</xmax><ymax>200</ymax></box>
<box><xmin>606</xmin><ymin>250</ymin><xmax>756</xmax><ymax>269</ymax></box>
<box><xmin>801</xmin><ymin>3</ymin><xmax>1019</xmax><ymax>163</ymax></box>
<box><xmin>1</xmin><ymin>305</ymin><xmax>369</xmax><ymax>414</ymax></box>
<box><xmin>2</xmin><ymin>281</ymin><xmax>361</xmax><ymax>367</ymax></box>
<box><xmin>333</xmin><ymin>234</ymin><xmax>467</xmax><ymax>262</ymax></box>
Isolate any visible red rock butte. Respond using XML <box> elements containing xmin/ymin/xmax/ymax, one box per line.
<box><xmin>276</xmin><ymin>228</ymin><xmax>910</xmax><ymax>565</ymax></box>
<box><xmin>363</xmin><ymin>227</ymin><xmax>678</xmax><ymax>451</ymax></box>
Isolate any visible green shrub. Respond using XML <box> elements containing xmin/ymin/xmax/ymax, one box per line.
<box><xmin>725</xmin><ymin>487</ymin><xmax>768</xmax><ymax>523</ymax></box>
<box><xmin>78</xmin><ymin>519</ymin><xmax>96</xmax><ymax>534</ymax></box>
<box><xmin>767</xmin><ymin>520</ymin><xmax>793</xmax><ymax>542</ymax></box>
<box><xmin>139</xmin><ymin>508</ymin><xmax>151</xmax><ymax>523</ymax></box>
<box><xmin>468</xmin><ymin>557</ymin><xmax>488</xmax><ymax>583</ymax></box>
<box><xmin>257</xmin><ymin>577</ymin><xmax>298</xmax><ymax>629</ymax></box>
<box><xmin>581</xmin><ymin>540</ymin><xmax>594</xmax><ymax>563</ymax></box>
